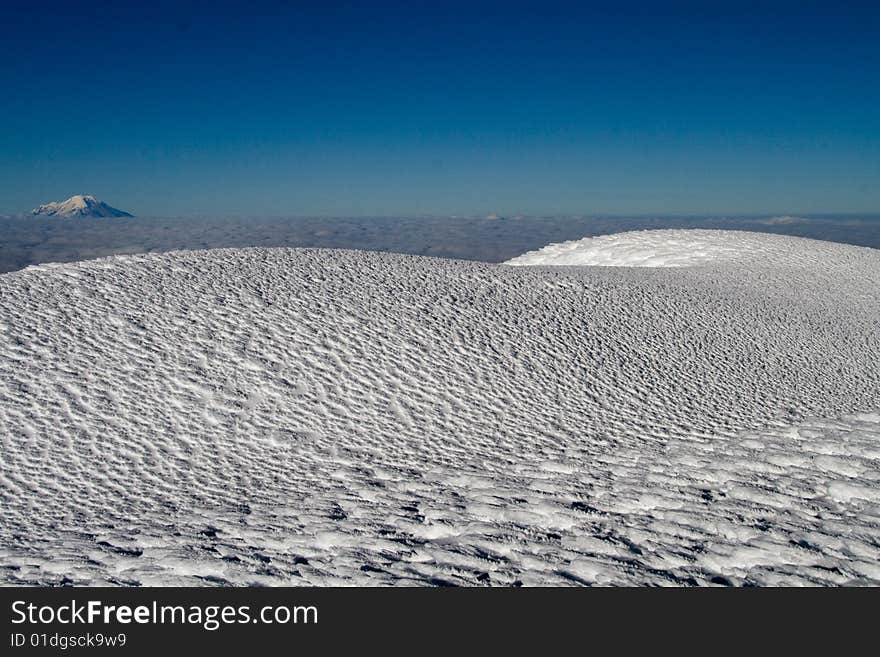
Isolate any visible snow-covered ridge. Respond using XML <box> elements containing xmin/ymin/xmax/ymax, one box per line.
<box><xmin>503</xmin><ymin>228</ymin><xmax>857</xmax><ymax>268</ymax></box>
<box><xmin>31</xmin><ymin>194</ymin><xmax>133</xmax><ymax>218</ymax></box>
<box><xmin>1</xmin><ymin>233</ymin><xmax>879</xmax><ymax>586</ymax></box>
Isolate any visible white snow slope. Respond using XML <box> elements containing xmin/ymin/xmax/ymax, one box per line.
<box><xmin>504</xmin><ymin>228</ymin><xmax>837</xmax><ymax>267</ymax></box>
<box><xmin>1</xmin><ymin>230</ymin><xmax>879</xmax><ymax>586</ymax></box>
<box><xmin>31</xmin><ymin>194</ymin><xmax>133</xmax><ymax>218</ymax></box>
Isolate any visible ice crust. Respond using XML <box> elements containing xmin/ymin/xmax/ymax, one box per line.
<box><xmin>0</xmin><ymin>230</ymin><xmax>878</xmax><ymax>585</ymax></box>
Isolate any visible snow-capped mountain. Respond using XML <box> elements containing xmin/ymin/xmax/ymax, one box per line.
<box><xmin>31</xmin><ymin>194</ymin><xmax>133</xmax><ymax>218</ymax></box>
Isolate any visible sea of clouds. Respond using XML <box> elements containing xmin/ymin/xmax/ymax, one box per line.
<box><xmin>1</xmin><ymin>214</ymin><xmax>879</xmax><ymax>274</ymax></box>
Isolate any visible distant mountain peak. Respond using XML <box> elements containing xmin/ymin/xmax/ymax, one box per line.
<box><xmin>32</xmin><ymin>195</ymin><xmax>133</xmax><ymax>218</ymax></box>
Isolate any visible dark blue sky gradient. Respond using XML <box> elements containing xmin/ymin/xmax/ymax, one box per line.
<box><xmin>2</xmin><ymin>1</ymin><xmax>878</xmax><ymax>216</ymax></box>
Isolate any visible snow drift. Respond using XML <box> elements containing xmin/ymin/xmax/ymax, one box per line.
<box><xmin>503</xmin><ymin>228</ymin><xmax>854</xmax><ymax>268</ymax></box>
<box><xmin>0</xmin><ymin>230</ymin><xmax>878</xmax><ymax>585</ymax></box>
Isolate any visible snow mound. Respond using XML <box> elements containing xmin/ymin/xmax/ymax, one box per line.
<box><xmin>503</xmin><ymin>229</ymin><xmax>852</xmax><ymax>268</ymax></box>
<box><xmin>1</xmin><ymin>236</ymin><xmax>879</xmax><ymax>586</ymax></box>
<box><xmin>31</xmin><ymin>195</ymin><xmax>133</xmax><ymax>218</ymax></box>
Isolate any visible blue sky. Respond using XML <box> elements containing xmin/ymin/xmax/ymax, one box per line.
<box><xmin>1</xmin><ymin>1</ymin><xmax>878</xmax><ymax>216</ymax></box>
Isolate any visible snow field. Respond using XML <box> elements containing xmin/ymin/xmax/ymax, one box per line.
<box><xmin>0</xmin><ymin>231</ymin><xmax>878</xmax><ymax>585</ymax></box>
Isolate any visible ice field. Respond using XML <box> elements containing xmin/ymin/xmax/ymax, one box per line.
<box><xmin>0</xmin><ymin>230</ymin><xmax>878</xmax><ymax>585</ymax></box>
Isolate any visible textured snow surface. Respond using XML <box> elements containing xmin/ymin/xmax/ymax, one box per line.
<box><xmin>1</xmin><ymin>234</ymin><xmax>879</xmax><ymax>586</ymax></box>
<box><xmin>503</xmin><ymin>228</ymin><xmax>856</xmax><ymax>268</ymax></box>
<box><xmin>31</xmin><ymin>195</ymin><xmax>132</xmax><ymax>218</ymax></box>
